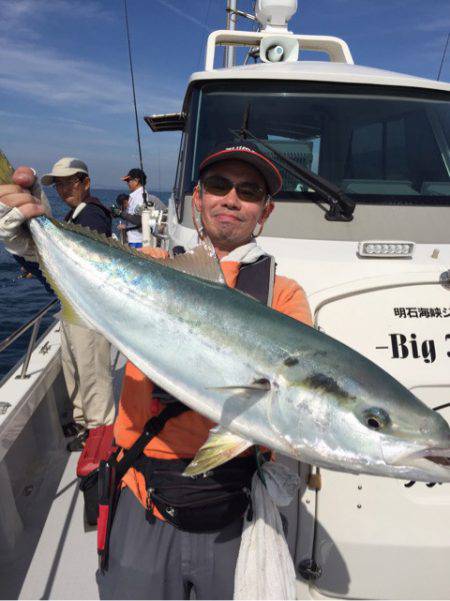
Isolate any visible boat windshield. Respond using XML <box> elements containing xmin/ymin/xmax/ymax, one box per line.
<box><xmin>182</xmin><ymin>81</ymin><xmax>450</xmax><ymax>206</ymax></box>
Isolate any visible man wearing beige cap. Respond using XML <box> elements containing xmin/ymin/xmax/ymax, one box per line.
<box><xmin>41</xmin><ymin>158</ymin><xmax>115</xmax><ymax>450</ymax></box>
<box><xmin>42</xmin><ymin>158</ymin><xmax>112</xmax><ymax>234</ymax></box>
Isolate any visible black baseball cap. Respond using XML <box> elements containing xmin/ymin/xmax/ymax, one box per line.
<box><xmin>121</xmin><ymin>168</ymin><xmax>146</xmax><ymax>185</ymax></box>
<box><xmin>198</xmin><ymin>141</ymin><xmax>282</xmax><ymax>196</ymax></box>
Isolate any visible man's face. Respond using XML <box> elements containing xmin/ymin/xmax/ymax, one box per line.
<box><xmin>193</xmin><ymin>160</ymin><xmax>273</xmax><ymax>253</ymax></box>
<box><xmin>126</xmin><ymin>178</ymin><xmax>141</xmax><ymax>192</ymax></box>
<box><xmin>53</xmin><ymin>174</ymin><xmax>90</xmax><ymax>208</ymax></box>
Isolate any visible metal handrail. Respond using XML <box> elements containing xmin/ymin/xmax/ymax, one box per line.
<box><xmin>0</xmin><ymin>299</ymin><xmax>59</xmax><ymax>379</ymax></box>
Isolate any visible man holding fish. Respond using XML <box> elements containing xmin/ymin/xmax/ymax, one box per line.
<box><xmin>101</xmin><ymin>143</ymin><xmax>313</xmax><ymax>599</ymax></box>
<box><xmin>1</xmin><ymin>142</ymin><xmax>450</xmax><ymax>600</ymax></box>
<box><xmin>0</xmin><ymin>142</ymin><xmax>312</xmax><ymax>598</ymax></box>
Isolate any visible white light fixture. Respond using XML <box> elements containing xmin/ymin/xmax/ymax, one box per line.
<box><xmin>358</xmin><ymin>241</ymin><xmax>414</xmax><ymax>259</ymax></box>
<box><xmin>255</xmin><ymin>0</ymin><xmax>298</xmax><ymax>32</ymax></box>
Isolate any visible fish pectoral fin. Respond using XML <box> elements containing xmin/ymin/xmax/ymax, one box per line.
<box><xmin>208</xmin><ymin>378</ymin><xmax>271</xmax><ymax>393</ymax></box>
<box><xmin>183</xmin><ymin>428</ymin><xmax>253</xmax><ymax>477</ymax></box>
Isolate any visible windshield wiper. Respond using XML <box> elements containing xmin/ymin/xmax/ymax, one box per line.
<box><xmin>233</xmin><ymin>127</ymin><xmax>355</xmax><ymax>222</ymax></box>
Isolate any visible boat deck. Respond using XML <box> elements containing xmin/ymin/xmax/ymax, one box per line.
<box><xmin>8</xmin><ymin>453</ymin><xmax>99</xmax><ymax>600</ymax></box>
<box><xmin>0</xmin><ymin>342</ymin><xmax>126</xmax><ymax>600</ymax></box>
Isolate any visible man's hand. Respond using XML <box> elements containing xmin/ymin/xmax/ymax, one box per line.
<box><xmin>0</xmin><ymin>166</ymin><xmax>51</xmax><ymax>260</ymax></box>
<box><xmin>117</xmin><ymin>223</ymin><xmax>127</xmax><ymax>231</ymax></box>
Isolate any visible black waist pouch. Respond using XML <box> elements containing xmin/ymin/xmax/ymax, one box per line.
<box><xmin>134</xmin><ymin>455</ymin><xmax>259</xmax><ymax>532</ymax></box>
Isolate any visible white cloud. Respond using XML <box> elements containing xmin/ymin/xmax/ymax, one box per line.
<box><xmin>0</xmin><ymin>0</ymin><xmax>113</xmax><ymax>31</ymax></box>
<box><xmin>414</xmin><ymin>18</ymin><xmax>450</xmax><ymax>33</ymax></box>
<box><xmin>153</xmin><ymin>0</ymin><xmax>213</xmax><ymax>32</ymax></box>
<box><xmin>53</xmin><ymin>117</ymin><xmax>107</xmax><ymax>134</ymax></box>
<box><xmin>1</xmin><ymin>108</ymin><xmax>181</xmax><ymax>189</ymax></box>
<box><xmin>0</xmin><ymin>38</ymin><xmax>182</xmax><ymax>114</ymax></box>
<box><xmin>0</xmin><ymin>1</ymin><xmax>188</xmax><ymax>189</ymax></box>
<box><xmin>0</xmin><ymin>0</ymin><xmax>37</xmax><ymax>22</ymax></box>
<box><xmin>0</xmin><ymin>0</ymin><xmax>182</xmax><ymax>114</ymax></box>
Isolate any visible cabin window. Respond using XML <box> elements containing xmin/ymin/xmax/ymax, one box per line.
<box><xmin>182</xmin><ymin>81</ymin><xmax>450</xmax><ymax>206</ymax></box>
<box><xmin>345</xmin><ymin>112</ymin><xmax>446</xmax><ymax>184</ymax></box>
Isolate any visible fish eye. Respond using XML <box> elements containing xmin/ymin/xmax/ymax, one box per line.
<box><xmin>362</xmin><ymin>407</ymin><xmax>391</xmax><ymax>430</ymax></box>
<box><xmin>367</xmin><ymin>416</ymin><xmax>381</xmax><ymax>429</ymax></box>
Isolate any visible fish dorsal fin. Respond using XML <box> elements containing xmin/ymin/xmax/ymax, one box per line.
<box><xmin>49</xmin><ymin>217</ymin><xmax>143</xmax><ymax>255</ymax></box>
<box><xmin>160</xmin><ymin>239</ymin><xmax>225</xmax><ymax>284</ymax></box>
<box><xmin>47</xmin><ymin>219</ymin><xmax>225</xmax><ymax>284</ymax></box>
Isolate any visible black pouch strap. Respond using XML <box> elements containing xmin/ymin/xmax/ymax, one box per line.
<box><xmin>97</xmin><ymin>402</ymin><xmax>189</xmax><ymax>572</ymax></box>
<box><xmin>115</xmin><ymin>402</ymin><xmax>190</xmax><ymax>482</ymax></box>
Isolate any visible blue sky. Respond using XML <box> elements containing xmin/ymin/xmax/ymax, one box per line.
<box><xmin>0</xmin><ymin>0</ymin><xmax>449</xmax><ymax>191</ymax></box>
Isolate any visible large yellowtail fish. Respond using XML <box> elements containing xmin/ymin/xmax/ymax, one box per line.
<box><xmin>1</xmin><ymin>152</ymin><xmax>449</xmax><ymax>481</ymax></box>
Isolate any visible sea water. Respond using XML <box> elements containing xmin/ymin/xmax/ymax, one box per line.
<box><xmin>0</xmin><ymin>188</ymin><xmax>170</xmax><ymax>380</ymax></box>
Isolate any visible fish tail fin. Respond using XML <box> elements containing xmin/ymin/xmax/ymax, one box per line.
<box><xmin>0</xmin><ymin>149</ymin><xmax>14</xmax><ymax>185</ymax></box>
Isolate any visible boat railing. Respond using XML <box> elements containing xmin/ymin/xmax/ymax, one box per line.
<box><xmin>0</xmin><ymin>299</ymin><xmax>59</xmax><ymax>380</ymax></box>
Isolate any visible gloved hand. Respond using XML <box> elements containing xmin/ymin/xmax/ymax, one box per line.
<box><xmin>0</xmin><ymin>166</ymin><xmax>52</xmax><ymax>262</ymax></box>
<box><xmin>110</xmin><ymin>205</ymin><xmax>123</xmax><ymax>218</ymax></box>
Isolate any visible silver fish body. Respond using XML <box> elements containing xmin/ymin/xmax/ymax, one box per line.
<box><xmin>29</xmin><ymin>216</ymin><xmax>450</xmax><ymax>482</ymax></box>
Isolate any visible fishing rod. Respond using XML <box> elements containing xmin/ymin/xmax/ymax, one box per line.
<box><xmin>123</xmin><ymin>0</ymin><xmax>148</xmax><ymax>207</ymax></box>
<box><xmin>437</xmin><ymin>32</ymin><xmax>450</xmax><ymax>81</ymax></box>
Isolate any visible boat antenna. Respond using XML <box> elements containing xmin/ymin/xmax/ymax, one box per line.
<box><xmin>224</xmin><ymin>0</ymin><xmax>238</xmax><ymax>67</ymax></box>
<box><xmin>437</xmin><ymin>32</ymin><xmax>450</xmax><ymax>81</ymax></box>
<box><xmin>123</xmin><ymin>0</ymin><xmax>148</xmax><ymax>206</ymax></box>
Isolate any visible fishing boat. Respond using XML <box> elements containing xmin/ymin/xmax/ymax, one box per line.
<box><xmin>1</xmin><ymin>1</ymin><xmax>450</xmax><ymax>598</ymax></box>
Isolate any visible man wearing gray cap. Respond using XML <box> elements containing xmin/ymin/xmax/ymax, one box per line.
<box><xmin>41</xmin><ymin>157</ymin><xmax>115</xmax><ymax>451</ymax></box>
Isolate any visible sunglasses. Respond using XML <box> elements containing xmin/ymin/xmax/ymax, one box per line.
<box><xmin>201</xmin><ymin>175</ymin><xmax>267</xmax><ymax>203</ymax></box>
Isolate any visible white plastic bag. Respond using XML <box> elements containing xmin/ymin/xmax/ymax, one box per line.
<box><xmin>234</xmin><ymin>462</ymin><xmax>300</xmax><ymax>600</ymax></box>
